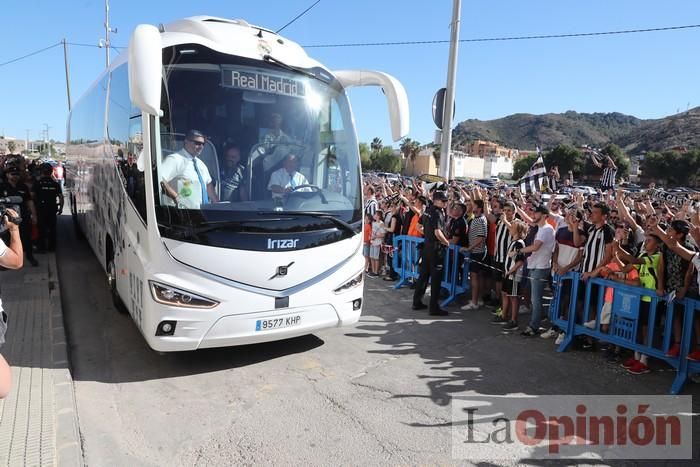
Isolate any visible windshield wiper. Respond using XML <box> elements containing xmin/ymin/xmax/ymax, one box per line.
<box><xmin>262</xmin><ymin>54</ymin><xmax>329</xmax><ymax>84</ymax></box>
<box><xmin>159</xmin><ymin>218</ymin><xmax>278</xmax><ymax>237</ymax></box>
<box><xmin>258</xmin><ymin>211</ymin><xmax>360</xmax><ymax>235</ymax></box>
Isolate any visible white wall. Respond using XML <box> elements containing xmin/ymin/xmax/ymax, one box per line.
<box><xmin>483</xmin><ymin>156</ymin><xmax>514</xmax><ymax>178</ymax></box>
<box><xmin>453</xmin><ymin>155</ymin><xmax>484</xmax><ymax>179</ymax></box>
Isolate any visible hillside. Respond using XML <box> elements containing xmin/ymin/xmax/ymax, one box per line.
<box><xmin>452</xmin><ymin>108</ymin><xmax>700</xmax><ymax>153</ymax></box>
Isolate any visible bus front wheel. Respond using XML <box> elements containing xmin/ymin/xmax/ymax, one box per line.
<box><xmin>107</xmin><ymin>257</ymin><xmax>128</xmax><ymax>315</ymax></box>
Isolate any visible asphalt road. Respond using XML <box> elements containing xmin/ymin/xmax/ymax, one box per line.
<box><xmin>55</xmin><ymin>215</ymin><xmax>700</xmax><ymax>466</ymax></box>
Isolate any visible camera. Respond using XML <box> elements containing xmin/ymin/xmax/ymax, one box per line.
<box><xmin>0</xmin><ymin>196</ymin><xmax>23</xmax><ymax>234</ymax></box>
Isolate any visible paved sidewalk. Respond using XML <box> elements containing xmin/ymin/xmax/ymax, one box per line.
<box><xmin>0</xmin><ymin>253</ymin><xmax>81</xmax><ymax>466</ymax></box>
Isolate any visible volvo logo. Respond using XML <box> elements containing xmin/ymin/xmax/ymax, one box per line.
<box><xmin>269</xmin><ymin>262</ymin><xmax>295</xmax><ymax>280</ymax></box>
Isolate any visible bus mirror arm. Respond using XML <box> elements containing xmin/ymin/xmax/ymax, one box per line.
<box><xmin>128</xmin><ymin>24</ymin><xmax>163</xmax><ymax>116</ymax></box>
<box><xmin>332</xmin><ymin>70</ymin><xmax>409</xmax><ymax>142</ymax></box>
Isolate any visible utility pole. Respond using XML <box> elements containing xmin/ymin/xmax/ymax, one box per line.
<box><xmin>25</xmin><ymin>130</ymin><xmax>30</xmax><ymax>155</ymax></box>
<box><xmin>43</xmin><ymin>124</ymin><xmax>51</xmax><ymax>157</ymax></box>
<box><xmin>63</xmin><ymin>39</ymin><xmax>72</xmax><ymax>111</ymax></box>
<box><xmin>438</xmin><ymin>0</ymin><xmax>462</xmax><ymax>181</ymax></box>
<box><xmin>98</xmin><ymin>0</ymin><xmax>117</xmax><ymax>68</ymax></box>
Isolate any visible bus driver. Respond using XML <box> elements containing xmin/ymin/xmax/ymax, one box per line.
<box><xmin>268</xmin><ymin>154</ymin><xmax>309</xmax><ymax>197</ymax></box>
<box><xmin>160</xmin><ymin>130</ymin><xmax>219</xmax><ymax>209</ymax></box>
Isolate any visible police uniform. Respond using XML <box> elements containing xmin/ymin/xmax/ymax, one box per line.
<box><xmin>412</xmin><ymin>192</ymin><xmax>448</xmax><ymax>315</ymax></box>
<box><xmin>34</xmin><ymin>176</ymin><xmax>62</xmax><ymax>251</ymax></box>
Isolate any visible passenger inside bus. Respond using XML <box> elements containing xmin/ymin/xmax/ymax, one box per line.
<box><xmin>219</xmin><ymin>143</ymin><xmax>247</xmax><ymax>202</ymax></box>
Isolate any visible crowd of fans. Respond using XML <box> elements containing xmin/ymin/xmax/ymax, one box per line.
<box><xmin>0</xmin><ymin>154</ymin><xmax>64</xmax><ymax>267</ymax></box>
<box><xmin>363</xmin><ymin>168</ymin><xmax>700</xmax><ymax>376</ymax></box>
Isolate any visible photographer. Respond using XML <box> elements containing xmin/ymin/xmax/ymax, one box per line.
<box><xmin>0</xmin><ymin>165</ymin><xmax>38</xmax><ymax>267</ymax></box>
<box><xmin>0</xmin><ymin>208</ymin><xmax>24</xmax><ymax>398</ymax></box>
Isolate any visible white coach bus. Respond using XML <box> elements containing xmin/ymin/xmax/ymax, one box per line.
<box><xmin>66</xmin><ymin>16</ymin><xmax>408</xmax><ymax>351</ymax></box>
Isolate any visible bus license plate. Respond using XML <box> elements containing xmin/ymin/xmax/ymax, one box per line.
<box><xmin>255</xmin><ymin>315</ymin><xmax>301</xmax><ymax>332</ymax></box>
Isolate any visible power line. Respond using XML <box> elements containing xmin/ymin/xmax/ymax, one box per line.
<box><xmin>277</xmin><ymin>0</ymin><xmax>321</xmax><ymax>33</ymax></box>
<box><xmin>0</xmin><ymin>42</ymin><xmax>62</xmax><ymax>68</ymax></box>
<box><xmin>3</xmin><ymin>21</ymin><xmax>698</xmax><ymax>68</ymax></box>
<box><xmin>303</xmin><ymin>23</ymin><xmax>700</xmax><ymax>48</ymax></box>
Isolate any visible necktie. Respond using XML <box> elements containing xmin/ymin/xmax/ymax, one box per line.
<box><xmin>192</xmin><ymin>158</ymin><xmax>209</xmax><ymax>205</ymax></box>
<box><xmin>289</xmin><ymin>173</ymin><xmax>296</xmax><ymax>189</ymax></box>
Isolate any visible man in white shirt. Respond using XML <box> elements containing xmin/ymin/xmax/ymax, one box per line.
<box><xmin>268</xmin><ymin>154</ymin><xmax>309</xmax><ymax>196</ymax></box>
<box><xmin>516</xmin><ymin>204</ymin><xmax>556</xmax><ymax>336</ymax></box>
<box><xmin>160</xmin><ymin>130</ymin><xmax>219</xmax><ymax>209</ymax></box>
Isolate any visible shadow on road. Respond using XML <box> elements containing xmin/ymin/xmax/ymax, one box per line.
<box><xmin>350</xmin><ymin>281</ymin><xmax>700</xmax><ymax>464</ymax></box>
<box><xmin>55</xmin><ymin>215</ymin><xmax>326</xmax><ymax>384</ymax></box>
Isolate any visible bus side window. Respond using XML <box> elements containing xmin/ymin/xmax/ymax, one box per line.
<box><xmin>107</xmin><ymin>63</ymin><xmax>148</xmax><ymax>223</ymax></box>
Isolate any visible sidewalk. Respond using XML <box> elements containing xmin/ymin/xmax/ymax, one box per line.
<box><xmin>0</xmin><ymin>253</ymin><xmax>81</xmax><ymax>466</ymax></box>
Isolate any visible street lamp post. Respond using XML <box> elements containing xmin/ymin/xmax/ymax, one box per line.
<box><xmin>438</xmin><ymin>0</ymin><xmax>462</xmax><ymax>181</ymax></box>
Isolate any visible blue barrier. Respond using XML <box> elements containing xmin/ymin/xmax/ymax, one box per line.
<box><xmin>677</xmin><ymin>297</ymin><xmax>700</xmax><ymax>394</ymax></box>
<box><xmin>391</xmin><ymin>235</ymin><xmax>471</xmax><ymax>307</ymax></box>
<box><xmin>549</xmin><ymin>273</ymin><xmax>581</xmax><ymax>332</ymax></box>
<box><xmin>552</xmin><ymin>271</ymin><xmax>700</xmax><ymax>394</ymax></box>
<box><xmin>440</xmin><ymin>245</ymin><xmax>471</xmax><ymax>307</ymax></box>
<box><xmin>392</xmin><ymin>235</ymin><xmax>424</xmax><ymax>289</ymax></box>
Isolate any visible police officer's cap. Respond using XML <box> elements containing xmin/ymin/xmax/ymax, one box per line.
<box><xmin>433</xmin><ymin>191</ymin><xmax>448</xmax><ymax>202</ymax></box>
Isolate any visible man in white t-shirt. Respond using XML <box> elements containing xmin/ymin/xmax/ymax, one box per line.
<box><xmin>515</xmin><ymin>204</ymin><xmax>555</xmax><ymax>336</ymax></box>
<box><xmin>0</xmin><ymin>208</ymin><xmax>25</xmax><ymax>399</ymax></box>
<box><xmin>160</xmin><ymin>130</ymin><xmax>219</xmax><ymax>209</ymax></box>
<box><xmin>268</xmin><ymin>154</ymin><xmax>309</xmax><ymax>196</ymax></box>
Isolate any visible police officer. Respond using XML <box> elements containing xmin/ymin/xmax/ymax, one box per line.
<box><xmin>34</xmin><ymin>163</ymin><xmax>63</xmax><ymax>252</ymax></box>
<box><xmin>412</xmin><ymin>190</ymin><xmax>450</xmax><ymax>316</ymax></box>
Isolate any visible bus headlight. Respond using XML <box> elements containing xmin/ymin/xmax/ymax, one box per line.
<box><xmin>334</xmin><ymin>272</ymin><xmax>364</xmax><ymax>294</ymax></box>
<box><xmin>149</xmin><ymin>281</ymin><xmax>219</xmax><ymax>309</ymax></box>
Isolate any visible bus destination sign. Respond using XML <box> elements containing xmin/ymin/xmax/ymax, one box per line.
<box><xmin>222</xmin><ymin>69</ymin><xmax>306</xmax><ymax>98</ymax></box>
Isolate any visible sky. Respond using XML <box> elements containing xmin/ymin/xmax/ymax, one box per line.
<box><xmin>1</xmin><ymin>0</ymin><xmax>700</xmax><ymax>148</ymax></box>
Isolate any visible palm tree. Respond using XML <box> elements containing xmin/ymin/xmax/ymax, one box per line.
<box><xmin>399</xmin><ymin>138</ymin><xmax>422</xmax><ymax>175</ymax></box>
<box><xmin>370</xmin><ymin>137</ymin><xmax>383</xmax><ymax>153</ymax></box>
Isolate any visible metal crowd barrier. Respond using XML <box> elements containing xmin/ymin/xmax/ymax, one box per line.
<box><xmin>551</xmin><ymin>271</ymin><xmax>700</xmax><ymax>394</ymax></box>
<box><xmin>391</xmin><ymin>235</ymin><xmax>471</xmax><ymax>307</ymax></box>
<box><xmin>391</xmin><ymin>235</ymin><xmax>423</xmax><ymax>289</ymax></box>
<box><xmin>440</xmin><ymin>244</ymin><xmax>471</xmax><ymax>307</ymax></box>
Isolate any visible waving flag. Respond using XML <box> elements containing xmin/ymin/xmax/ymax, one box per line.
<box><xmin>519</xmin><ymin>155</ymin><xmax>547</xmax><ymax>194</ymax></box>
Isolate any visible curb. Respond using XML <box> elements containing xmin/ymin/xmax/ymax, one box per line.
<box><xmin>47</xmin><ymin>253</ymin><xmax>83</xmax><ymax>467</ymax></box>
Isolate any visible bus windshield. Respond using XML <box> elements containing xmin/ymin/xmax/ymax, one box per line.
<box><xmin>155</xmin><ymin>46</ymin><xmax>362</xmax><ymax>248</ymax></box>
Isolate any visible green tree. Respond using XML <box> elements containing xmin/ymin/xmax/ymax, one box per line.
<box><xmin>400</xmin><ymin>137</ymin><xmax>421</xmax><ymax>173</ymax></box>
<box><xmin>513</xmin><ymin>154</ymin><xmax>538</xmax><ymax>179</ymax></box>
<box><xmin>370</xmin><ymin>137</ymin><xmax>383</xmax><ymax>153</ymax></box>
<box><xmin>359</xmin><ymin>142</ymin><xmax>371</xmax><ymax>170</ymax></box>
<box><xmin>371</xmin><ymin>146</ymin><xmax>401</xmax><ymax>172</ymax></box>
<box><xmin>7</xmin><ymin>141</ymin><xmax>16</xmax><ymax>154</ymax></box>
<box><xmin>641</xmin><ymin>150</ymin><xmax>700</xmax><ymax>186</ymax></box>
<box><xmin>543</xmin><ymin>144</ymin><xmax>583</xmax><ymax>177</ymax></box>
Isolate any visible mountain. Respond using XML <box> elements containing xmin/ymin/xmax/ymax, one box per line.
<box><xmin>452</xmin><ymin>108</ymin><xmax>700</xmax><ymax>154</ymax></box>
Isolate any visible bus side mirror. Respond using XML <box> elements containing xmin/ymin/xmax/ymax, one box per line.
<box><xmin>128</xmin><ymin>24</ymin><xmax>163</xmax><ymax>116</ymax></box>
<box><xmin>333</xmin><ymin>70</ymin><xmax>409</xmax><ymax>142</ymax></box>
